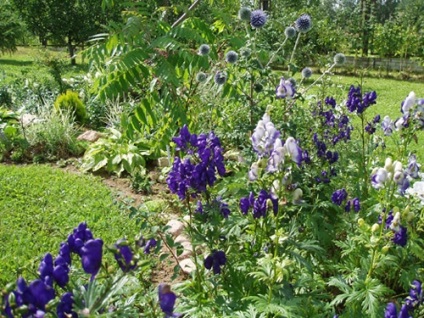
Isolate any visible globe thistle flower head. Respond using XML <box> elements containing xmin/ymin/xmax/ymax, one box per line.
<box><xmin>198</xmin><ymin>44</ymin><xmax>210</xmax><ymax>56</ymax></box>
<box><xmin>225</xmin><ymin>50</ymin><xmax>238</xmax><ymax>64</ymax></box>
<box><xmin>214</xmin><ymin>71</ymin><xmax>227</xmax><ymax>85</ymax></box>
<box><xmin>196</xmin><ymin>72</ymin><xmax>207</xmax><ymax>83</ymax></box>
<box><xmin>295</xmin><ymin>14</ymin><xmax>312</xmax><ymax>33</ymax></box>
<box><xmin>238</xmin><ymin>7</ymin><xmax>251</xmax><ymax>21</ymax></box>
<box><xmin>250</xmin><ymin>10</ymin><xmax>267</xmax><ymax>28</ymax></box>
<box><xmin>284</xmin><ymin>26</ymin><xmax>296</xmax><ymax>38</ymax></box>
<box><xmin>301</xmin><ymin>67</ymin><xmax>312</xmax><ymax>78</ymax></box>
<box><xmin>334</xmin><ymin>53</ymin><xmax>346</xmax><ymax>65</ymax></box>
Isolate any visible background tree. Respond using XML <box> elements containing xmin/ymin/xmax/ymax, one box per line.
<box><xmin>0</xmin><ymin>1</ymin><xmax>24</xmax><ymax>54</ymax></box>
<box><xmin>12</xmin><ymin>0</ymin><xmax>122</xmax><ymax>64</ymax></box>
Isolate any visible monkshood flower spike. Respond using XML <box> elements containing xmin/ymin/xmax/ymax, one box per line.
<box><xmin>204</xmin><ymin>250</ymin><xmax>227</xmax><ymax>274</ymax></box>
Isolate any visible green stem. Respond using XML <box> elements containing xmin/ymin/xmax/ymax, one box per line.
<box><xmin>266</xmin><ymin>37</ymin><xmax>288</xmax><ymax>68</ymax></box>
<box><xmin>289</xmin><ymin>32</ymin><xmax>301</xmax><ymax>66</ymax></box>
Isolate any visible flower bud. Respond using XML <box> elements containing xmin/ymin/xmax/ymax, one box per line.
<box><xmin>393</xmin><ymin>161</ymin><xmax>403</xmax><ymax>172</ymax></box>
<box><xmin>358</xmin><ymin>218</ymin><xmax>365</xmax><ymax>227</ymax></box>
<box><xmin>384</xmin><ymin>158</ymin><xmax>393</xmax><ymax>171</ymax></box>
<box><xmin>292</xmin><ymin>188</ymin><xmax>303</xmax><ymax>203</ymax></box>
<box><xmin>381</xmin><ymin>245</ymin><xmax>390</xmax><ymax>254</ymax></box>
<box><xmin>371</xmin><ymin>223</ymin><xmax>380</xmax><ymax>233</ymax></box>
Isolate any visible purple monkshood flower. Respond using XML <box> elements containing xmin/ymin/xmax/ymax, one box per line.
<box><xmin>24</xmin><ymin>279</ymin><xmax>56</xmax><ymax>312</ymax></box>
<box><xmin>345</xmin><ymin>197</ymin><xmax>360</xmax><ymax>212</ymax></box>
<box><xmin>331</xmin><ymin>188</ymin><xmax>348</xmax><ymax>206</ymax></box>
<box><xmin>204</xmin><ymin>250</ymin><xmax>227</xmax><ymax>274</ymax></box>
<box><xmin>217</xmin><ymin>198</ymin><xmax>230</xmax><ymax>218</ymax></box>
<box><xmin>346</xmin><ymin>85</ymin><xmax>377</xmax><ymax>114</ymax></box>
<box><xmin>81</xmin><ymin>239</ymin><xmax>103</xmax><ymax>279</ymax></box>
<box><xmin>158</xmin><ymin>284</ymin><xmax>182</xmax><ymax>318</ymax></box>
<box><xmin>405</xmin><ymin>279</ymin><xmax>423</xmax><ymax>309</ymax></box>
<box><xmin>114</xmin><ymin>240</ymin><xmax>136</xmax><ymax>272</ymax></box>
<box><xmin>67</xmin><ymin>222</ymin><xmax>93</xmax><ymax>255</ymax></box>
<box><xmin>144</xmin><ymin>238</ymin><xmax>157</xmax><ymax>254</ymax></box>
<box><xmin>167</xmin><ymin>127</ymin><xmax>226</xmax><ymax>200</ymax></box>
<box><xmin>57</xmin><ymin>292</ymin><xmax>77</xmax><ymax>318</ymax></box>
<box><xmin>195</xmin><ymin>200</ymin><xmax>203</xmax><ymax>214</ymax></box>
<box><xmin>325</xmin><ymin>97</ymin><xmax>336</xmax><ymax>108</ymax></box>
<box><xmin>393</xmin><ymin>226</ymin><xmax>407</xmax><ymax>247</ymax></box>
<box><xmin>385</xmin><ymin>302</ymin><xmax>397</xmax><ymax>318</ymax></box>
<box><xmin>38</xmin><ymin>253</ymin><xmax>54</xmax><ymax>283</ymax></box>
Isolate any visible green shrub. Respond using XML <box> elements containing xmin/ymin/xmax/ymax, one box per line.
<box><xmin>54</xmin><ymin>90</ymin><xmax>87</xmax><ymax>123</ymax></box>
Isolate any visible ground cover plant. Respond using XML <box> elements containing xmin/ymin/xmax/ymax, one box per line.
<box><xmin>1</xmin><ymin>1</ymin><xmax>424</xmax><ymax>318</ymax></box>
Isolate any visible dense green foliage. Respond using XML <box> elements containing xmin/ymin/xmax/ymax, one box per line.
<box><xmin>54</xmin><ymin>90</ymin><xmax>87</xmax><ymax>123</ymax></box>
<box><xmin>0</xmin><ymin>1</ymin><xmax>24</xmax><ymax>54</ymax></box>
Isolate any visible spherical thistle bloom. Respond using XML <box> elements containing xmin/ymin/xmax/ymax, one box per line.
<box><xmin>250</xmin><ymin>9</ymin><xmax>267</xmax><ymax>28</ymax></box>
<box><xmin>238</xmin><ymin>7</ymin><xmax>251</xmax><ymax>21</ymax></box>
<box><xmin>196</xmin><ymin>72</ymin><xmax>207</xmax><ymax>83</ymax></box>
<box><xmin>204</xmin><ymin>250</ymin><xmax>227</xmax><ymax>274</ymax></box>
<box><xmin>333</xmin><ymin>53</ymin><xmax>346</xmax><ymax>65</ymax></box>
<box><xmin>284</xmin><ymin>26</ymin><xmax>296</xmax><ymax>38</ymax></box>
<box><xmin>301</xmin><ymin>67</ymin><xmax>312</xmax><ymax>79</ymax></box>
<box><xmin>198</xmin><ymin>44</ymin><xmax>210</xmax><ymax>56</ymax></box>
<box><xmin>295</xmin><ymin>14</ymin><xmax>312</xmax><ymax>33</ymax></box>
<box><xmin>225</xmin><ymin>50</ymin><xmax>238</xmax><ymax>64</ymax></box>
<box><xmin>214</xmin><ymin>71</ymin><xmax>227</xmax><ymax>85</ymax></box>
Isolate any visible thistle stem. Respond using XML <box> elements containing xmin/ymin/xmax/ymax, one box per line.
<box><xmin>289</xmin><ymin>32</ymin><xmax>301</xmax><ymax>65</ymax></box>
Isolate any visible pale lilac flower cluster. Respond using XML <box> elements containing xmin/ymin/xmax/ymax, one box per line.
<box><xmin>276</xmin><ymin>77</ymin><xmax>295</xmax><ymax>99</ymax></box>
<box><xmin>250</xmin><ymin>113</ymin><xmax>304</xmax><ymax>176</ymax></box>
<box><xmin>371</xmin><ymin>157</ymin><xmax>420</xmax><ymax>195</ymax></box>
<box><xmin>395</xmin><ymin>91</ymin><xmax>424</xmax><ymax>130</ymax></box>
<box><xmin>167</xmin><ymin>125</ymin><xmax>226</xmax><ymax>200</ymax></box>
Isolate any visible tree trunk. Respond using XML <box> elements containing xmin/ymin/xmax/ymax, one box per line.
<box><xmin>68</xmin><ymin>36</ymin><xmax>76</xmax><ymax>65</ymax></box>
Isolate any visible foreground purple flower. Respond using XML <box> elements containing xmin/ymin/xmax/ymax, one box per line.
<box><xmin>204</xmin><ymin>250</ymin><xmax>227</xmax><ymax>274</ymax></box>
<box><xmin>158</xmin><ymin>284</ymin><xmax>182</xmax><ymax>317</ymax></box>
<box><xmin>114</xmin><ymin>240</ymin><xmax>136</xmax><ymax>272</ymax></box>
<box><xmin>81</xmin><ymin>238</ymin><xmax>103</xmax><ymax>278</ymax></box>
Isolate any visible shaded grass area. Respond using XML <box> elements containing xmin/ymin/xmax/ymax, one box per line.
<box><xmin>0</xmin><ymin>46</ymin><xmax>88</xmax><ymax>85</ymax></box>
<box><xmin>0</xmin><ymin>164</ymin><xmax>140</xmax><ymax>286</ymax></box>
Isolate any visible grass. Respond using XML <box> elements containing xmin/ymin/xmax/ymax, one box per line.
<box><xmin>0</xmin><ymin>164</ymin><xmax>140</xmax><ymax>286</ymax></box>
<box><xmin>0</xmin><ymin>46</ymin><xmax>88</xmax><ymax>85</ymax></box>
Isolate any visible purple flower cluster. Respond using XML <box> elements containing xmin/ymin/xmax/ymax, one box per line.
<box><xmin>313</xmin><ymin>133</ymin><xmax>340</xmax><ymax>164</ymax></box>
<box><xmin>158</xmin><ymin>284</ymin><xmax>182</xmax><ymax>317</ymax></box>
<box><xmin>364</xmin><ymin>114</ymin><xmax>381</xmax><ymax>135</ymax></box>
<box><xmin>346</xmin><ymin>85</ymin><xmax>377</xmax><ymax>114</ymax></box>
<box><xmin>344</xmin><ymin>197</ymin><xmax>360</xmax><ymax>212</ymax></box>
<box><xmin>194</xmin><ymin>198</ymin><xmax>230</xmax><ymax>218</ymax></box>
<box><xmin>379</xmin><ymin>211</ymin><xmax>408</xmax><ymax>247</ymax></box>
<box><xmin>204</xmin><ymin>250</ymin><xmax>227</xmax><ymax>274</ymax></box>
<box><xmin>114</xmin><ymin>240</ymin><xmax>137</xmax><ymax>272</ymax></box>
<box><xmin>385</xmin><ymin>280</ymin><xmax>422</xmax><ymax>317</ymax></box>
<box><xmin>239</xmin><ymin>190</ymin><xmax>278</xmax><ymax>218</ymax></box>
<box><xmin>67</xmin><ymin>222</ymin><xmax>103</xmax><ymax>279</ymax></box>
<box><xmin>167</xmin><ymin>125</ymin><xmax>226</xmax><ymax>200</ymax></box>
<box><xmin>331</xmin><ymin>188</ymin><xmax>348</xmax><ymax>206</ymax></box>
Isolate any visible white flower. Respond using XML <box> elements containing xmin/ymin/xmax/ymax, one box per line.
<box><xmin>406</xmin><ymin>181</ymin><xmax>424</xmax><ymax>204</ymax></box>
<box><xmin>402</xmin><ymin>91</ymin><xmax>416</xmax><ymax>114</ymax></box>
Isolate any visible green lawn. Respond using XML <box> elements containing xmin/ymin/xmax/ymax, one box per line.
<box><xmin>0</xmin><ymin>164</ymin><xmax>139</xmax><ymax>285</ymax></box>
